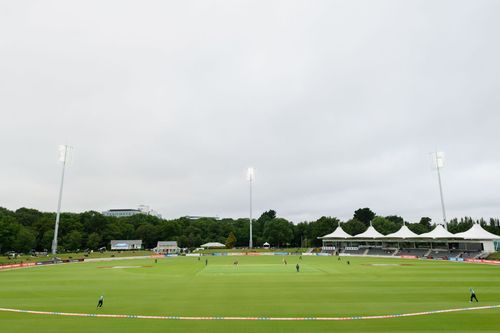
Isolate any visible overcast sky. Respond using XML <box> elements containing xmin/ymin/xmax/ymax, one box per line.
<box><xmin>1</xmin><ymin>1</ymin><xmax>499</xmax><ymax>224</ymax></box>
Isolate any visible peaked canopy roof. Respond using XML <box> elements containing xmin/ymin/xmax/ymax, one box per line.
<box><xmin>384</xmin><ymin>225</ymin><xmax>418</xmax><ymax>239</ymax></box>
<box><xmin>414</xmin><ymin>224</ymin><xmax>461</xmax><ymax>239</ymax></box>
<box><xmin>352</xmin><ymin>225</ymin><xmax>384</xmax><ymax>238</ymax></box>
<box><xmin>319</xmin><ymin>223</ymin><xmax>500</xmax><ymax>240</ymax></box>
<box><xmin>319</xmin><ymin>226</ymin><xmax>352</xmax><ymax>239</ymax></box>
<box><xmin>454</xmin><ymin>224</ymin><xmax>500</xmax><ymax>240</ymax></box>
<box><xmin>200</xmin><ymin>242</ymin><xmax>226</xmax><ymax>248</ymax></box>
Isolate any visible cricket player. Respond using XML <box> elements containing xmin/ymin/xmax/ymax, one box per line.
<box><xmin>97</xmin><ymin>295</ymin><xmax>104</xmax><ymax>308</ymax></box>
<box><xmin>470</xmin><ymin>288</ymin><xmax>478</xmax><ymax>302</ymax></box>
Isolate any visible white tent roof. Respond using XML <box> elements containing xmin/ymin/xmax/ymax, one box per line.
<box><xmin>384</xmin><ymin>225</ymin><xmax>418</xmax><ymax>239</ymax></box>
<box><xmin>352</xmin><ymin>225</ymin><xmax>384</xmax><ymax>238</ymax></box>
<box><xmin>453</xmin><ymin>224</ymin><xmax>500</xmax><ymax>240</ymax></box>
<box><xmin>415</xmin><ymin>224</ymin><xmax>461</xmax><ymax>239</ymax></box>
<box><xmin>319</xmin><ymin>226</ymin><xmax>352</xmax><ymax>239</ymax></box>
<box><xmin>200</xmin><ymin>242</ymin><xmax>226</xmax><ymax>248</ymax></box>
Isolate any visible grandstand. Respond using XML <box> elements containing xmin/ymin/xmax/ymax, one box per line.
<box><xmin>320</xmin><ymin>223</ymin><xmax>500</xmax><ymax>260</ymax></box>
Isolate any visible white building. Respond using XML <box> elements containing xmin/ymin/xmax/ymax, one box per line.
<box><xmin>103</xmin><ymin>209</ymin><xmax>142</xmax><ymax>218</ymax></box>
<box><xmin>103</xmin><ymin>205</ymin><xmax>162</xmax><ymax>219</ymax></box>
<box><xmin>110</xmin><ymin>240</ymin><xmax>143</xmax><ymax>250</ymax></box>
<box><xmin>154</xmin><ymin>241</ymin><xmax>180</xmax><ymax>254</ymax></box>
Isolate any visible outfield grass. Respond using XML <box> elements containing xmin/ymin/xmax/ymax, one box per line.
<box><xmin>0</xmin><ymin>250</ymin><xmax>152</xmax><ymax>264</ymax></box>
<box><xmin>195</xmin><ymin>247</ymin><xmax>308</xmax><ymax>254</ymax></box>
<box><xmin>1</xmin><ymin>256</ymin><xmax>499</xmax><ymax>332</ymax></box>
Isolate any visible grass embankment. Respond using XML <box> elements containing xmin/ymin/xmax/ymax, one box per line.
<box><xmin>487</xmin><ymin>252</ymin><xmax>500</xmax><ymax>260</ymax></box>
<box><xmin>0</xmin><ymin>251</ymin><xmax>152</xmax><ymax>265</ymax></box>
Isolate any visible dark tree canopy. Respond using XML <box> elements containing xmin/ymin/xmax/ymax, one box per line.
<box><xmin>0</xmin><ymin>207</ymin><xmax>498</xmax><ymax>253</ymax></box>
<box><xmin>353</xmin><ymin>208</ymin><xmax>376</xmax><ymax>226</ymax></box>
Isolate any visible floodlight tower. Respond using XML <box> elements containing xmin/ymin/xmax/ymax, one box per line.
<box><xmin>51</xmin><ymin>145</ymin><xmax>71</xmax><ymax>259</ymax></box>
<box><xmin>247</xmin><ymin>167</ymin><xmax>255</xmax><ymax>249</ymax></box>
<box><xmin>433</xmin><ymin>151</ymin><xmax>448</xmax><ymax>230</ymax></box>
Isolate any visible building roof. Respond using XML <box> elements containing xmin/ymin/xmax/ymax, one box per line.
<box><xmin>111</xmin><ymin>240</ymin><xmax>142</xmax><ymax>244</ymax></box>
<box><xmin>414</xmin><ymin>224</ymin><xmax>460</xmax><ymax>239</ymax></box>
<box><xmin>454</xmin><ymin>224</ymin><xmax>500</xmax><ymax>240</ymax></box>
<box><xmin>157</xmin><ymin>241</ymin><xmax>178</xmax><ymax>247</ymax></box>
<box><xmin>319</xmin><ymin>223</ymin><xmax>500</xmax><ymax>241</ymax></box>
<box><xmin>200</xmin><ymin>242</ymin><xmax>226</xmax><ymax>248</ymax></box>
<box><xmin>384</xmin><ymin>225</ymin><xmax>418</xmax><ymax>239</ymax></box>
<box><xmin>318</xmin><ymin>226</ymin><xmax>352</xmax><ymax>239</ymax></box>
<box><xmin>352</xmin><ymin>225</ymin><xmax>384</xmax><ymax>238</ymax></box>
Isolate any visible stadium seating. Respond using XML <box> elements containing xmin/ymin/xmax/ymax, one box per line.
<box><xmin>365</xmin><ymin>248</ymin><xmax>396</xmax><ymax>256</ymax></box>
<box><xmin>460</xmin><ymin>250</ymin><xmax>483</xmax><ymax>259</ymax></box>
<box><xmin>341</xmin><ymin>248</ymin><xmax>366</xmax><ymax>255</ymax></box>
<box><xmin>395</xmin><ymin>249</ymin><xmax>430</xmax><ymax>257</ymax></box>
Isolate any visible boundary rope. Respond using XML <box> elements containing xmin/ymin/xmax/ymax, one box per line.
<box><xmin>0</xmin><ymin>304</ymin><xmax>498</xmax><ymax>321</ymax></box>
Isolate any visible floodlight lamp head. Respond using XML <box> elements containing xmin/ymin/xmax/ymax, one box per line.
<box><xmin>247</xmin><ymin>167</ymin><xmax>255</xmax><ymax>181</ymax></box>
<box><xmin>435</xmin><ymin>152</ymin><xmax>444</xmax><ymax>168</ymax></box>
<box><xmin>58</xmin><ymin>145</ymin><xmax>73</xmax><ymax>163</ymax></box>
<box><xmin>58</xmin><ymin>145</ymin><xmax>68</xmax><ymax>162</ymax></box>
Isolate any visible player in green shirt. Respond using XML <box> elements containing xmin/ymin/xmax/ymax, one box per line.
<box><xmin>470</xmin><ymin>288</ymin><xmax>478</xmax><ymax>302</ymax></box>
<box><xmin>97</xmin><ymin>295</ymin><xmax>104</xmax><ymax>308</ymax></box>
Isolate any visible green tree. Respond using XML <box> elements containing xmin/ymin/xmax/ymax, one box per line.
<box><xmin>253</xmin><ymin>210</ymin><xmax>277</xmax><ymax>245</ymax></box>
<box><xmin>372</xmin><ymin>216</ymin><xmax>399</xmax><ymax>235</ymax></box>
<box><xmin>225</xmin><ymin>232</ymin><xmax>237</xmax><ymax>249</ymax></box>
<box><xmin>353</xmin><ymin>208</ymin><xmax>376</xmax><ymax>226</ymax></box>
<box><xmin>63</xmin><ymin>230</ymin><xmax>83</xmax><ymax>251</ymax></box>
<box><xmin>15</xmin><ymin>208</ymin><xmax>42</xmax><ymax>226</ymax></box>
<box><xmin>408</xmin><ymin>223</ymin><xmax>427</xmax><ymax>234</ymax></box>
<box><xmin>385</xmin><ymin>215</ymin><xmax>405</xmax><ymax>227</ymax></box>
<box><xmin>0</xmin><ymin>215</ymin><xmax>20</xmax><ymax>253</ymax></box>
<box><xmin>260</xmin><ymin>210</ymin><xmax>276</xmax><ymax>220</ymax></box>
<box><xmin>342</xmin><ymin>219</ymin><xmax>366</xmax><ymax>236</ymax></box>
<box><xmin>263</xmin><ymin>218</ymin><xmax>293</xmax><ymax>248</ymax></box>
<box><xmin>307</xmin><ymin>216</ymin><xmax>340</xmax><ymax>246</ymax></box>
<box><xmin>135</xmin><ymin>223</ymin><xmax>159</xmax><ymax>249</ymax></box>
<box><xmin>86</xmin><ymin>232</ymin><xmax>102</xmax><ymax>250</ymax></box>
<box><xmin>40</xmin><ymin>230</ymin><xmax>54</xmax><ymax>251</ymax></box>
<box><xmin>418</xmin><ymin>217</ymin><xmax>432</xmax><ymax>232</ymax></box>
<box><xmin>13</xmin><ymin>226</ymin><xmax>36</xmax><ymax>253</ymax></box>
<box><xmin>159</xmin><ymin>221</ymin><xmax>180</xmax><ymax>240</ymax></box>
<box><xmin>293</xmin><ymin>222</ymin><xmax>309</xmax><ymax>247</ymax></box>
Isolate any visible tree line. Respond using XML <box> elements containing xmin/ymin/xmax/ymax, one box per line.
<box><xmin>0</xmin><ymin>206</ymin><xmax>499</xmax><ymax>253</ymax></box>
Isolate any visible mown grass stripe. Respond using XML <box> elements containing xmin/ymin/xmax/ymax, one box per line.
<box><xmin>0</xmin><ymin>305</ymin><xmax>498</xmax><ymax>321</ymax></box>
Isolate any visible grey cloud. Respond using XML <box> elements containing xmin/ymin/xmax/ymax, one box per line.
<box><xmin>1</xmin><ymin>0</ymin><xmax>499</xmax><ymax>223</ymax></box>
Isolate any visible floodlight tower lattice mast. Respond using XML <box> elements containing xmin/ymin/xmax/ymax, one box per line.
<box><xmin>51</xmin><ymin>145</ymin><xmax>71</xmax><ymax>258</ymax></box>
<box><xmin>247</xmin><ymin>167</ymin><xmax>255</xmax><ymax>249</ymax></box>
<box><xmin>434</xmin><ymin>151</ymin><xmax>448</xmax><ymax>230</ymax></box>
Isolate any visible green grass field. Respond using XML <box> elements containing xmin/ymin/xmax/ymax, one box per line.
<box><xmin>0</xmin><ymin>250</ymin><xmax>152</xmax><ymax>264</ymax></box>
<box><xmin>1</xmin><ymin>256</ymin><xmax>499</xmax><ymax>332</ymax></box>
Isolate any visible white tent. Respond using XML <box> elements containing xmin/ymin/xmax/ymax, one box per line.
<box><xmin>384</xmin><ymin>225</ymin><xmax>418</xmax><ymax>239</ymax></box>
<box><xmin>352</xmin><ymin>225</ymin><xmax>384</xmax><ymax>238</ymax></box>
<box><xmin>453</xmin><ymin>224</ymin><xmax>500</xmax><ymax>240</ymax></box>
<box><xmin>200</xmin><ymin>242</ymin><xmax>226</xmax><ymax>248</ymax></box>
<box><xmin>414</xmin><ymin>224</ymin><xmax>462</xmax><ymax>239</ymax></box>
<box><xmin>318</xmin><ymin>226</ymin><xmax>352</xmax><ymax>239</ymax></box>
